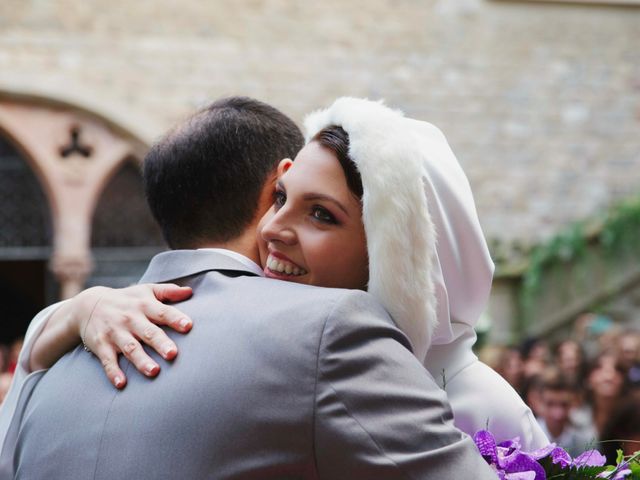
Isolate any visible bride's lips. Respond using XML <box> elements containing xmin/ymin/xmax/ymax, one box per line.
<box><xmin>264</xmin><ymin>251</ymin><xmax>307</xmax><ymax>279</ymax></box>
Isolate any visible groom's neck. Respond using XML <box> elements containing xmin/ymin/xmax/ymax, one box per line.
<box><xmin>197</xmin><ymin>228</ymin><xmax>261</xmax><ymax>265</ymax></box>
<box><xmin>188</xmin><ymin>186</ymin><xmax>272</xmax><ymax>267</ymax></box>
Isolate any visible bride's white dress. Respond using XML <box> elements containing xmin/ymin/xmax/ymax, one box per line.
<box><xmin>427</xmin><ymin>330</ymin><xmax>548</xmax><ymax>449</ymax></box>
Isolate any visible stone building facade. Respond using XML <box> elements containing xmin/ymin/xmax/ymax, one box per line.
<box><xmin>1</xmin><ymin>0</ymin><xmax>639</xmax><ymax>343</ymax></box>
<box><xmin>0</xmin><ymin>95</ymin><xmax>164</xmax><ymax>342</ymax></box>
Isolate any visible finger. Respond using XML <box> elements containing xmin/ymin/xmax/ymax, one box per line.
<box><xmin>92</xmin><ymin>343</ymin><xmax>127</xmax><ymax>389</ymax></box>
<box><xmin>150</xmin><ymin>284</ymin><xmax>193</xmax><ymax>303</ymax></box>
<box><xmin>113</xmin><ymin>330</ymin><xmax>160</xmax><ymax>378</ymax></box>
<box><xmin>130</xmin><ymin>314</ymin><xmax>178</xmax><ymax>361</ymax></box>
<box><xmin>140</xmin><ymin>299</ymin><xmax>193</xmax><ymax>334</ymax></box>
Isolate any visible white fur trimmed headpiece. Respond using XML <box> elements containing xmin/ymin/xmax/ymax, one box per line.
<box><xmin>305</xmin><ymin>98</ymin><xmax>437</xmax><ymax>361</ymax></box>
<box><xmin>304</xmin><ymin>98</ymin><xmax>494</xmax><ymax>364</ymax></box>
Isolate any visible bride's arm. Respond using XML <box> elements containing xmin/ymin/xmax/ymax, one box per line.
<box><xmin>29</xmin><ymin>284</ymin><xmax>194</xmax><ymax>388</ymax></box>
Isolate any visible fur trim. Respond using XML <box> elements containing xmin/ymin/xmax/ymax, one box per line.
<box><xmin>304</xmin><ymin>98</ymin><xmax>437</xmax><ymax>361</ymax></box>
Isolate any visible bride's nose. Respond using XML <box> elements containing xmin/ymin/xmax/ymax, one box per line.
<box><xmin>260</xmin><ymin>209</ymin><xmax>297</xmax><ymax>245</ymax></box>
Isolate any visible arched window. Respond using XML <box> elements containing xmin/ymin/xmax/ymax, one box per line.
<box><xmin>89</xmin><ymin>159</ymin><xmax>166</xmax><ymax>288</ymax></box>
<box><xmin>0</xmin><ymin>135</ymin><xmax>52</xmax><ymax>249</ymax></box>
<box><xmin>91</xmin><ymin>160</ymin><xmax>164</xmax><ymax>248</ymax></box>
<box><xmin>0</xmin><ymin>134</ymin><xmax>53</xmax><ymax>343</ymax></box>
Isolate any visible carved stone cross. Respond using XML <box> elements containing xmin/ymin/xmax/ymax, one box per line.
<box><xmin>59</xmin><ymin>126</ymin><xmax>93</xmax><ymax>158</ymax></box>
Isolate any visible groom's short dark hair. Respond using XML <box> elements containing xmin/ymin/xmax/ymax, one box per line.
<box><xmin>144</xmin><ymin>96</ymin><xmax>304</xmax><ymax>249</ymax></box>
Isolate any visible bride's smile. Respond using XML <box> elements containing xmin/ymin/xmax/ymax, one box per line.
<box><xmin>265</xmin><ymin>251</ymin><xmax>307</xmax><ymax>277</ymax></box>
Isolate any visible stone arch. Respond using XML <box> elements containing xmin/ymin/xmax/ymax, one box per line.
<box><xmin>0</xmin><ymin>90</ymin><xmax>164</xmax><ymax>314</ymax></box>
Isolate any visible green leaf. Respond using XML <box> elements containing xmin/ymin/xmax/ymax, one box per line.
<box><xmin>617</xmin><ymin>449</ymin><xmax>625</xmax><ymax>465</ymax></box>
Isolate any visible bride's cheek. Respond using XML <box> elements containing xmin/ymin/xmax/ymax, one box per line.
<box><xmin>313</xmin><ymin>232</ymin><xmax>339</xmax><ymax>258</ymax></box>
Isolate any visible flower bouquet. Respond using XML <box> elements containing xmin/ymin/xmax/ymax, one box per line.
<box><xmin>474</xmin><ymin>430</ymin><xmax>640</xmax><ymax>479</ymax></box>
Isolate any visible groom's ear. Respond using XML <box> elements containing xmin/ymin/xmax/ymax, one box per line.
<box><xmin>277</xmin><ymin>158</ymin><xmax>293</xmax><ymax>176</ymax></box>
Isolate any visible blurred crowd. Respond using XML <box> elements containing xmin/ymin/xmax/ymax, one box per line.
<box><xmin>479</xmin><ymin>313</ymin><xmax>640</xmax><ymax>462</ymax></box>
<box><xmin>0</xmin><ymin>338</ymin><xmax>23</xmax><ymax>405</ymax></box>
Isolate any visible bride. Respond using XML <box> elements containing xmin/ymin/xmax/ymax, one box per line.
<box><xmin>1</xmin><ymin>97</ymin><xmax>548</xmax><ymax>451</ymax></box>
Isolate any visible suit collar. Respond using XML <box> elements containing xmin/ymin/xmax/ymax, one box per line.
<box><xmin>139</xmin><ymin>249</ymin><xmax>259</xmax><ymax>283</ymax></box>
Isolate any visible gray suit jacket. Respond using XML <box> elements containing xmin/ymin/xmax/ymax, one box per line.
<box><xmin>12</xmin><ymin>250</ymin><xmax>496</xmax><ymax>479</ymax></box>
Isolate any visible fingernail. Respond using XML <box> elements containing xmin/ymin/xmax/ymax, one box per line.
<box><xmin>114</xmin><ymin>376</ymin><xmax>124</xmax><ymax>388</ymax></box>
<box><xmin>145</xmin><ymin>364</ymin><xmax>158</xmax><ymax>376</ymax></box>
<box><xmin>163</xmin><ymin>344</ymin><xmax>176</xmax><ymax>357</ymax></box>
<box><xmin>179</xmin><ymin>318</ymin><xmax>191</xmax><ymax>329</ymax></box>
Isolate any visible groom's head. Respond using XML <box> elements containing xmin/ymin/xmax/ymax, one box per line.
<box><xmin>144</xmin><ymin>96</ymin><xmax>303</xmax><ymax>249</ymax></box>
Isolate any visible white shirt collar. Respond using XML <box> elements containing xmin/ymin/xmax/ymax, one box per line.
<box><xmin>197</xmin><ymin>248</ymin><xmax>264</xmax><ymax>277</ymax></box>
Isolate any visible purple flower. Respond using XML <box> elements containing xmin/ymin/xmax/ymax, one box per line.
<box><xmin>550</xmin><ymin>447</ymin><xmax>572</xmax><ymax>468</ymax></box>
<box><xmin>500</xmin><ymin>452</ymin><xmax>546</xmax><ymax>480</ymax></box>
<box><xmin>473</xmin><ymin>429</ymin><xmax>611</xmax><ymax>480</ymax></box>
<box><xmin>473</xmin><ymin>430</ymin><xmax>546</xmax><ymax>480</ymax></box>
<box><xmin>573</xmin><ymin>450</ymin><xmax>607</xmax><ymax>468</ymax></box>
<box><xmin>499</xmin><ymin>471</ymin><xmax>538</xmax><ymax>480</ymax></box>
<box><xmin>474</xmin><ymin>430</ymin><xmax>499</xmax><ymax>466</ymax></box>
<box><xmin>527</xmin><ymin>443</ymin><xmax>557</xmax><ymax>461</ymax></box>
<box><xmin>499</xmin><ymin>438</ymin><xmax>523</xmax><ymax>451</ymax></box>
<box><xmin>597</xmin><ymin>462</ymin><xmax>632</xmax><ymax>480</ymax></box>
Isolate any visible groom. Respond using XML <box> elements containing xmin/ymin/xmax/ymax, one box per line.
<box><xmin>9</xmin><ymin>97</ymin><xmax>496</xmax><ymax>478</ymax></box>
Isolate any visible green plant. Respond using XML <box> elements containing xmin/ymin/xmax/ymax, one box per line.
<box><xmin>518</xmin><ymin>196</ymin><xmax>640</xmax><ymax>328</ymax></box>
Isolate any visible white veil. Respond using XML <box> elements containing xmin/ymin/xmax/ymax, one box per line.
<box><xmin>304</xmin><ymin>98</ymin><xmax>494</xmax><ymax>379</ymax></box>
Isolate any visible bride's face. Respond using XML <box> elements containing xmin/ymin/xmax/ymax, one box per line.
<box><xmin>257</xmin><ymin>141</ymin><xmax>369</xmax><ymax>290</ymax></box>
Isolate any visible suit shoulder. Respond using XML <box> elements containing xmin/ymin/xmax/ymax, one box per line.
<box><xmin>326</xmin><ymin>289</ymin><xmax>396</xmax><ymax>327</ymax></box>
<box><xmin>240</xmin><ymin>278</ymin><xmax>387</xmax><ymax>318</ymax></box>
<box><xmin>319</xmin><ymin>288</ymin><xmax>412</xmax><ymax>353</ymax></box>
<box><xmin>266</xmin><ymin>283</ymin><xmax>397</xmax><ymax>330</ymax></box>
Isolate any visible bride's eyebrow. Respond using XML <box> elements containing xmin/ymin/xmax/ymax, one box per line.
<box><xmin>302</xmin><ymin>193</ymin><xmax>349</xmax><ymax>217</ymax></box>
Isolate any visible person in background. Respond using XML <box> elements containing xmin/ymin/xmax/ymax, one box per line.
<box><xmin>494</xmin><ymin>346</ymin><xmax>525</xmax><ymax>396</ymax></box>
<box><xmin>6</xmin><ymin>339</ymin><xmax>22</xmax><ymax>374</ymax></box>
<box><xmin>0</xmin><ymin>373</ymin><xmax>12</xmax><ymax>406</ymax></box>
<box><xmin>521</xmin><ymin>337</ymin><xmax>551</xmax><ymax>380</ymax></box>
<box><xmin>574</xmin><ymin>313</ymin><xmax>620</xmax><ymax>360</ymax></box>
<box><xmin>555</xmin><ymin>339</ymin><xmax>586</xmax><ymax>386</ymax></box>
<box><xmin>0</xmin><ymin>343</ymin><xmax>11</xmax><ymax>405</ymax></box>
<box><xmin>599</xmin><ymin>391</ymin><xmax>640</xmax><ymax>464</ymax></box>
<box><xmin>521</xmin><ymin>373</ymin><xmax>545</xmax><ymax>419</ymax></box>
<box><xmin>536</xmin><ymin>368</ymin><xmax>595</xmax><ymax>458</ymax></box>
<box><xmin>0</xmin><ymin>344</ymin><xmax>7</xmax><ymax>374</ymax></box>
<box><xmin>585</xmin><ymin>352</ymin><xmax>629</xmax><ymax>438</ymax></box>
<box><xmin>477</xmin><ymin>344</ymin><xmax>504</xmax><ymax>371</ymax></box>
<box><xmin>616</xmin><ymin>328</ymin><xmax>640</xmax><ymax>388</ymax></box>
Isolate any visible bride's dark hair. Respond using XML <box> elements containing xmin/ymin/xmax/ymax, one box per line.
<box><xmin>311</xmin><ymin>125</ymin><xmax>363</xmax><ymax>199</ymax></box>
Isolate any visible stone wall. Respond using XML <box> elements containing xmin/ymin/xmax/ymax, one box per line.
<box><xmin>2</xmin><ymin>0</ymin><xmax>639</xmax><ymax>247</ymax></box>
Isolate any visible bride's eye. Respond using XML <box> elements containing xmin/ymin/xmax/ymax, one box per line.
<box><xmin>311</xmin><ymin>206</ymin><xmax>337</xmax><ymax>224</ymax></box>
<box><xmin>273</xmin><ymin>190</ymin><xmax>286</xmax><ymax>210</ymax></box>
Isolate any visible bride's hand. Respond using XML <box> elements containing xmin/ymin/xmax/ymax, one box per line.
<box><xmin>75</xmin><ymin>284</ymin><xmax>193</xmax><ymax>388</ymax></box>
